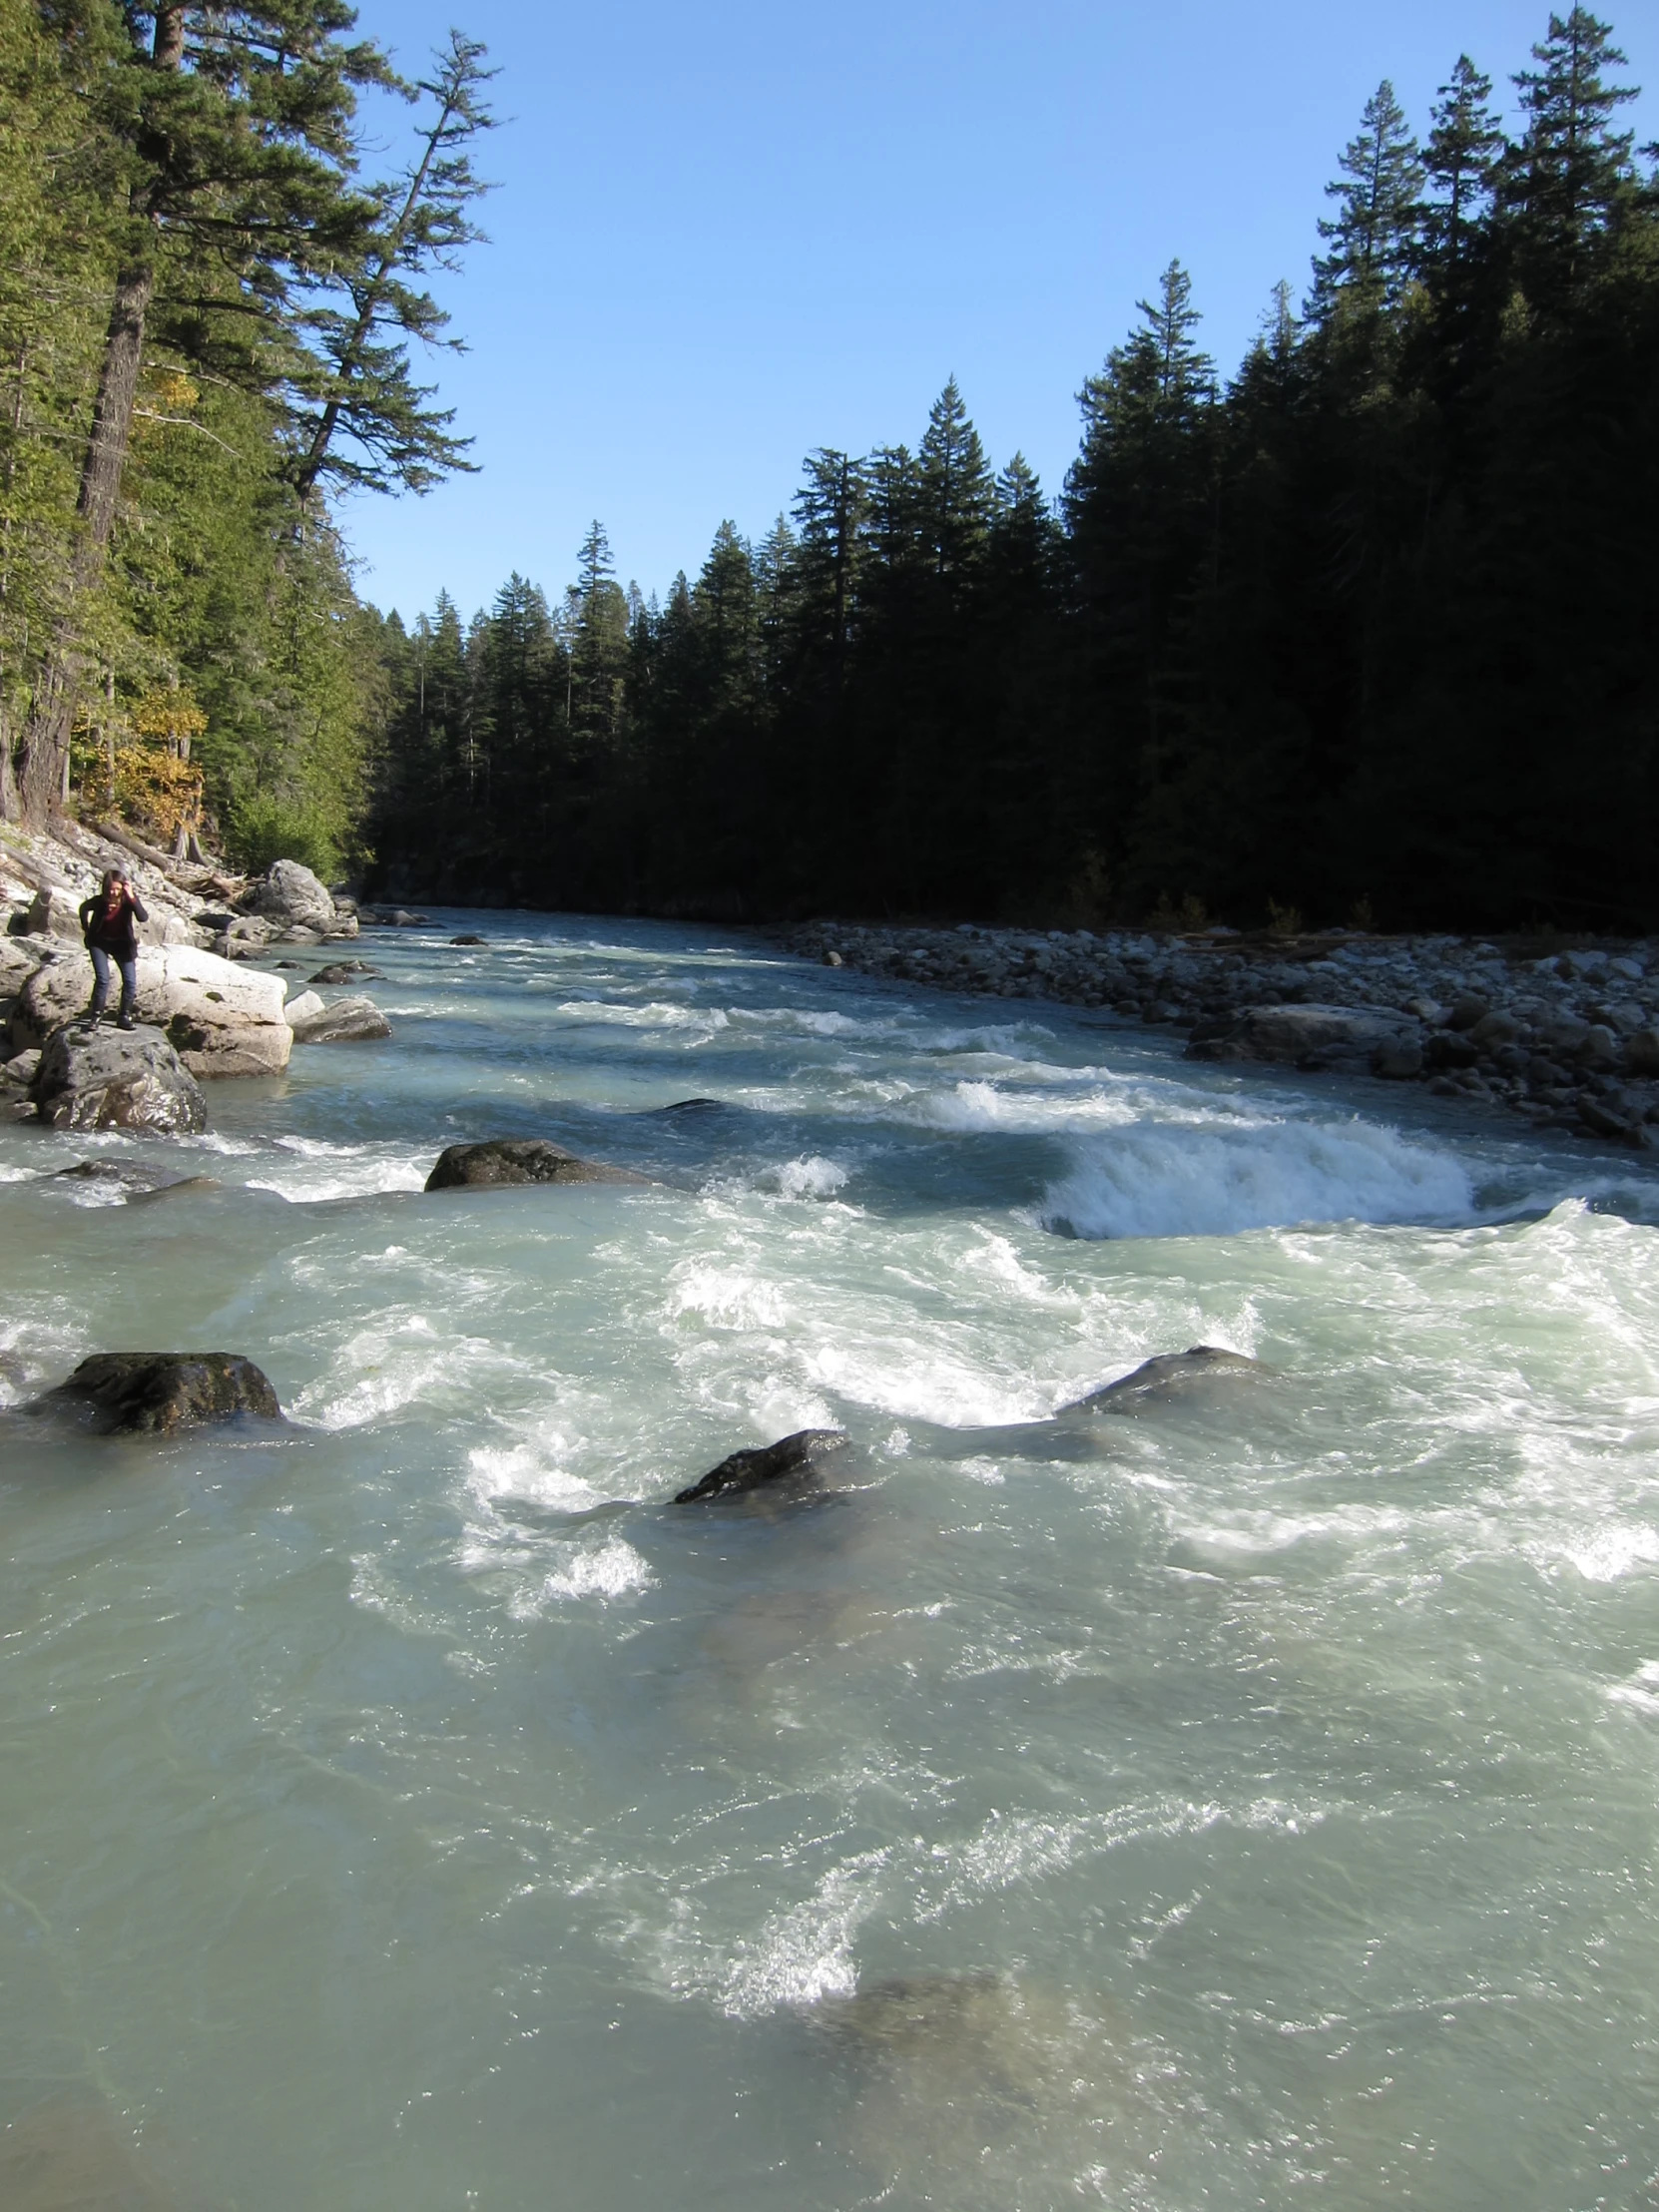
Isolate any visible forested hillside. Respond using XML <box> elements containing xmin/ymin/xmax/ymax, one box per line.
<box><xmin>0</xmin><ymin>0</ymin><xmax>489</xmax><ymax>872</ymax></box>
<box><xmin>4</xmin><ymin>7</ymin><xmax>1656</xmax><ymax>933</ymax></box>
<box><xmin>368</xmin><ymin>8</ymin><xmax>1659</xmax><ymax>933</ymax></box>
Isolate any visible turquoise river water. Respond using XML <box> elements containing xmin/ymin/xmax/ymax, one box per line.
<box><xmin>2</xmin><ymin>914</ymin><xmax>1658</xmax><ymax>2210</ymax></box>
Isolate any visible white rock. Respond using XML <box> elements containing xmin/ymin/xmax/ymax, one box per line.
<box><xmin>11</xmin><ymin>945</ymin><xmax>289</xmax><ymax>1075</ymax></box>
<box><xmin>253</xmin><ymin>858</ymin><xmax>336</xmax><ymax>933</ymax></box>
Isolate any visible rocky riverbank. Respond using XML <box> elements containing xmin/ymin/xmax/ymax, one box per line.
<box><xmin>1</xmin><ymin>819</ymin><xmax>384</xmax><ymax>1125</ymax></box>
<box><xmin>784</xmin><ymin>917</ymin><xmax>1659</xmax><ymax>1149</ymax></box>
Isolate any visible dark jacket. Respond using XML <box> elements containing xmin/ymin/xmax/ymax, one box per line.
<box><xmin>79</xmin><ymin>887</ymin><xmax>147</xmax><ymax>960</ymax></box>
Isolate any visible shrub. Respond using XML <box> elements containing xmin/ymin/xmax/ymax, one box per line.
<box><xmin>228</xmin><ymin>792</ymin><xmax>340</xmax><ymax>879</ymax></box>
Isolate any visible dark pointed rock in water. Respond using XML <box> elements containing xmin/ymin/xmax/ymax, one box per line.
<box><xmin>30</xmin><ymin>1025</ymin><xmax>208</xmax><ymax>1135</ymax></box>
<box><xmin>1063</xmin><ymin>1344</ymin><xmax>1262</xmax><ymax>1414</ymax></box>
<box><xmin>40</xmin><ymin>1352</ymin><xmax>281</xmax><ymax>1433</ymax></box>
<box><xmin>307</xmin><ymin>959</ymin><xmax>379</xmax><ymax>984</ymax></box>
<box><xmin>449</xmin><ymin>932</ymin><xmax>487</xmax><ymax>945</ymax></box>
<box><xmin>655</xmin><ymin>1097</ymin><xmax>725</xmax><ymax>1114</ymax></box>
<box><xmin>424</xmin><ymin>1137</ymin><xmax>654</xmax><ymax>1191</ymax></box>
<box><xmin>674</xmin><ymin>1426</ymin><xmax>848</xmax><ymax>1503</ymax></box>
<box><xmin>287</xmin><ymin>993</ymin><xmax>391</xmax><ymax>1044</ymax></box>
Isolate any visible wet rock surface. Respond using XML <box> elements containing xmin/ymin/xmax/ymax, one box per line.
<box><xmin>29</xmin><ymin>1024</ymin><xmax>208</xmax><ymax>1134</ymax></box>
<box><xmin>52</xmin><ymin>1158</ymin><xmax>198</xmax><ymax>1195</ymax></box>
<box><xmin>674</xmin><ymin>1427</ymin><xmax>850</xmax><ymax>1503</ymax></box>
<box><xmin>308</xmin><ymin>960</ymin><xmax>379</xmax><ymax>983</ymax></box>
<box><xmin>424</xmin><ymin>1137</ymin><xmax>654</xmax><ymax>1191</ymax></box>
<box><xmin>38</xmin><ymin>1352</ymin><xmax>281</xmax><ymax>1433</ymax></box>
<box><xmin>286</xmin><ymin>992</ymin><xmax>391</xmax><ymax>1044</ymax></box>
<box><xmin>1063</xmin><ymin>1345</ymin><xmax>1264</xmax><ymax>1414</ymax></box>
<box><xmin>785</xmin><ymin>918</ymin><xmax>1659</xmax><ymax>1145</ymax></box>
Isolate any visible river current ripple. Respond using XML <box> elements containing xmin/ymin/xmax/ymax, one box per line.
<box><xmin>3</xmin><ymin>914</ymin><xmax>1658</xmax><ymax>2210</ymax></box>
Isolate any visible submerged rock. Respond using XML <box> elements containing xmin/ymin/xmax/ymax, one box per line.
<box><xmin>53</xmin><ymin>1158</ymin><xmax>198</xmax><ymax>1195</ymax></box>
<box><xmin>40</xmin><ymin>1352</ymin><xmax>280</xmax><ymax>1433</ymax></box>
<box><xmin>674</xmin><ymin>1426</ymin><xmax>849</xmax><ymax>1503</ymax></box>
<box><xmin>308</xmin><ymin>960</ymin><xmax>378</xmax><ymax>983</ymax></box>
<box><xmin>1063</xmin><ymin>1345</ymin><xmax>1263</xmax><ymax>1413</ymax></box>
<box><xmin>449</xmin><ymin>932</ymin><xmax>487</xmax><ymax>946</ymax></box>
<box><xmin>424</xmin><ymin>1137</ymin><xmax>653</xmax><ymax>1191</ymax></box>
<box><xmin>30</xmin><ymin>1025</ymin><xmax>208</xmax><ymax>1134</ymax></box>
<box><xmin>287</xmin><ymin>993</ymin><xmax>391</xmax><ymax>1044</ymax></box>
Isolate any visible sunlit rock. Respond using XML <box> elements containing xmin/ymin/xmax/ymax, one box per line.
<box><xmin>38</xmin><ymin>1351</ymin><xmax>281</xmax><ymax>1433</ymax></box>
<box><xmin>674</xmin><ymin>1427</ymin><xmax>849</xmax><ymax>1503</ymax></box>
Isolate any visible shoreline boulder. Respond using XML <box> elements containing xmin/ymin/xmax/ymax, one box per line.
<box><xmin>40</xmin><ymin>1352</ymin><xmax>280</xmax><ymax>1433</ymax></box>
<box><xmin>251</xmin><ymin>857</ymin><xmax>335</xmax><ymax>934</ymax></box>
<box><xmin>1187</xmin><ymin>1004</ymin><xmax>1405</xmax><ymax>1068</ymax></box>
<box><xmin>674</xmin><ymin>1427</ymin><xmax>849</xmax><ymax>1503</ymax></box>
<box><xmin>30</xmin><ymin>1024</ymin><xmax>208</xmax><ymax>1134</ymax></box>
<box><xmin>424</xmin><ymin>1138</ymin><xmax>652</xmax><ymax>1191</ymax></box>
<box><xmin>10</xmin><ymin>945</ymin><xmax>290</xmax><ymax>1076</ymax></box>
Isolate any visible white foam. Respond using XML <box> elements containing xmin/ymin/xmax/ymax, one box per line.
<box><xmin>523</xmin><ymin>1535</ymin><xmax>655</xmax><ymax>1609</ymax></box>
<box><xmin>714</xmin><ymin>1852</ymin><xmax>887</xmax><ymax>2016</ymax></box>
<box><xmin>753</xmin><ymin>1155</ymin><xmax>849</xmax><ymax>1201</ymax></box>
<box><xmin>1041</xmin><ymin>1115</ymin><xmax>1475</xmax><ymax>1239</ymax></box>
<box><xmin>1559</xmin><ymin>1522</ymin><xmax>1659</xmax><ymax>1582</ymax></box>
<box><xmin>667</xmin><ymin>1264</ymin><xmax>789</xmax><ymax>1331</ymax></box>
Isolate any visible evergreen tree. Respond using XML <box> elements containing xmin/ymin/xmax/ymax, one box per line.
<box><xmin>1312</xmin><ymin>81</ymin><xmax>1424</xmax><ymax>314</ymax></box>
<box><xmin>790</xmin><ymin>450</ymin><xmax>865</xmax><ymax>684</ymax></box>
<box><xmin>1421</xmin><ymin>55</ymin><xmax>1506</xmax><ymax>276</ymax></box>
<box><xmin>1508</xmin><ymin>7</ymin><xmax>1638</xmax><ymax>307</ymax></box>
<box><xmin>290</xmin><ymin>29</ymin><xmax>496</xmax><ymax>503</ymax></box>
<box><xmin>918</xmin><ymin>377</ymin><xmax>993</xmax><ymax>591</ymax></box>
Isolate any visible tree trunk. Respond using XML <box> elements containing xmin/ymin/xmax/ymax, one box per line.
<box><xmin>15</xmin><ymin>261</ymin><xmax>154</xmax><ymax>827</ymax></box>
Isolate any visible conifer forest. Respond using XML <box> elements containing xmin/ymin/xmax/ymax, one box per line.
<box><xmin>3</xmin><ymin>4</ymin><xmax>1657</xmax><ymax>933</ymax></box>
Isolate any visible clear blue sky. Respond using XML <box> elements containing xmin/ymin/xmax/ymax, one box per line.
<box><xmin>340</xmin><ymin>0</ymin><xmax>1657</xmax><ymax>624</ymax></box>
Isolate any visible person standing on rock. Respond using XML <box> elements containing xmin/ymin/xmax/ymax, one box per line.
<box><xmin>78</xmin><ymin>868</ymin><xmax>147</xmax><ymax>1030</ymax></box>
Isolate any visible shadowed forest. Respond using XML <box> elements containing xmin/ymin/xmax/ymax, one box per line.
<box><xmin>367</xmin><ymin>11</ymin><xmax>1659</xmax><ymax>932</ymax></box>
<box><xmin>2</xmin><ymin>6</ymin><xmax>1656</xmax><ymax>932</ymax></box>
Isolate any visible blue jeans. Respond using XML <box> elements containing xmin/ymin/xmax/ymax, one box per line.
<box><xmin>89</xmin><ymin>946</ymin><xmax>138</xmax><ymax>1021</ymax></box>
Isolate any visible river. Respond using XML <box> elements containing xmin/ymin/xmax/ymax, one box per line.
<box><xmin>3</xmin><ymin>913</ymin><xmax>1658</xmax><ymax>2210</ymax></box>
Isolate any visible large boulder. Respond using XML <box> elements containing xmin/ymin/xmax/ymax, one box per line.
<box><xmin>252</xmin><ymin>857</ymin><xmax>336</xmax><ymax>933</ymax></box>
<box><xmin>424</xmin><ymin>1137</ymin><xmax>653</xmax><ymax>1191</ymax></box>
<box><xmin>286</xmin><ymin>993</ymin><xmax>391</xmax><ymax>1044</ymax></box>
<box><xmin>10</xmin><ymin>945</ymin><xmax>290</xmax><ymax>1075</ymax></box>
<box><xmin>39</xmin><ymin>1352</ymin><xmax>279</xmax><ymax>1433</ymax></box>
<box><xmin>24</xmin><ymin>883</ymin><xmax>85</xmax><ymax>939</ymax></box>
<box><xmin>30</xmin><ymin>1023</ymin><xmax>208</xmax><ymax>1133</ymax></box>
<box><xmin>674</xmin><ymin>1428</ymin><xmax>849</xmax><ymax>1503</ymax></box>
<box><xmin>1187</xmin><ymin>1004</ymin><xmax>1404</xmax><ymax>1067</ymax></box>
<box><xmin>1062</xmin><ymin>1345</ymin><xmax>1263</xmax><ymax>1414</ymax></box>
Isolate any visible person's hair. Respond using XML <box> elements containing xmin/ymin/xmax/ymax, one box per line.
<box><xmin>101</xmin><ymin>867</ymin><xmax>123</xmax><ymax>893</ymax></box>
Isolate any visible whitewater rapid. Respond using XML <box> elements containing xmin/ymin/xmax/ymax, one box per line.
<box><xmin>2</xmin><ymin>914</ymin><xmax>1657</xmax><ymax>2209</ymax></box>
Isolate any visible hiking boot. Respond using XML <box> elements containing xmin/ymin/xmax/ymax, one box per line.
<box><xmin>117</xmin><ymin>1014</ymin><xmax>137</xmax><ymax>1032</ymax></box>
